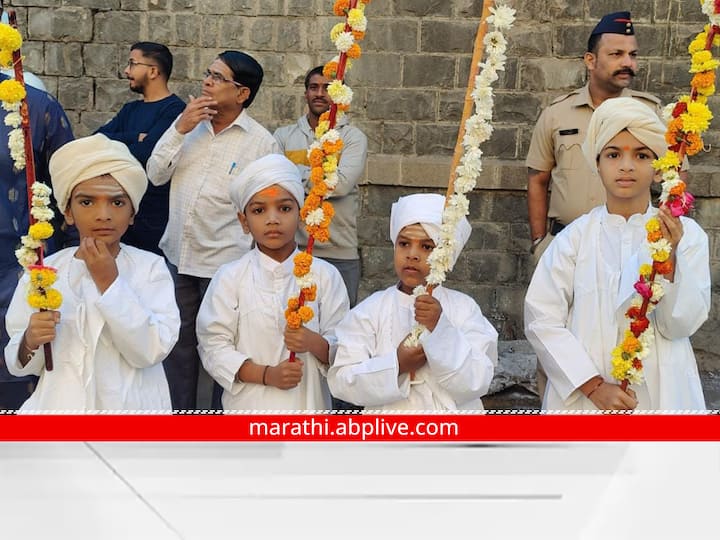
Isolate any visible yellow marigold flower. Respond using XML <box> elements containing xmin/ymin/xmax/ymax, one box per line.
<box><xmin>323</xmin><ymin>61</ymin><xmax>338</xmax><ymax>79</ymax></box>
<box><xmin>652</xmin><ymin>249</ymin><xmax>670</xmax><ymax>263</ymax></box>
<box><xmin>647</xmin><ymin>230</ymin><xmax>663</xmax><ymax>243</ymax></box>
<box><xmin>669</xmin><ymin>180</ymin><xmax>687</xmax><ymax>196</ymax></box>
<box><xmin>310</xmin><ymin>181</ymin><xmax>328</xmax><ymax>198</ymax></box>
<box><xmin>30</xmin><ymin>267</ymin><xmax>57</xmax><ymax>289</ymax></box>
<box><xmin>688</xmin><ymin>32</ymin><xmax>707</xmax><ymax>54</ymax></box>
<box><xmin>347</xmin><ymin>8</ymin><xmax>365</xmax><ymax>28</ymax></box>
<box><xmin>311</xmin><ymin>226</ymin><xmax>330</xmax><ymax>243</ymax></box>
<box><xmin>43</xmin><ymin>288</ymin><xmax>62</xmax><ymax>310</ymax></box>
<box><xmin>653</xmin><ymin>151</ymin><xmax>681</xmax><ymax>172</ymax></box>
<box><xmin>0</xmin><ymin>24</ymin><xmax>22</xmax><ymax>52</ymax></box>
<box><xmin>309</xmin><ymin>148</ymin><xmax>324</xmax><ymax>167</ymax></box>
<box><xmin>697</xmin><ymin>83</ymin><xmax>715</xmax><ymax>96</ymax></box>
<box><xmin>0</xmin><ymin>49</ymin><xmax>13</xmax><ymax>68</ymax></box>
<box><xmin>352</xmin><ymin>30</ymin><xmax>366</xmax><ymax>41</ymax></box>
<box><xmin>293</xmin><ymin>252</ymin><xmax>313</xmax><ymax>276</ymax></box>
<box><xmin>645</xmin><ymin>217</ymin><xmax>661</xmax><ymax>233</ymax></box>
<box><xmin>298</xmin><ymin>305</ymin><xmax>314</xmax><ymax>323</ymax></box>
<box><xmin>330</xmin><ymin>22</ymin><xmax>346</xmax><ymax>42</ymax></box>
<box><xmin>315</xmin><ymin>120</ymin><xmax>329</xmax><ymax>138</ymax></box>
<box><xmin>692</xmin><ymin>70</ymin><xmax>715</xmax><ymax>90</ymax></box>
<box><xmin>286</xmin><ymin>311</ymin><xmax>302</xmax><ymax>329</ymax></box>
<box><xmin>321</xmin><ymin>201</ymin><xmax>335</xmax><ymax>220</ymax></box>
<box><xmin>310</xmin><ymin>166</ymin><xmax>325</xmax><ymax>186</ymax></box>
<box><xmin>302</xmin><ymin>285</ymin><xmax>317</xmax><ymax>302</ymax></box>
<box><xmin>322</xmin><ymin>138</ymin><xmax>344</xmax><ymax>155</ymax></box>
<box><xmin>346</xmin><ymin>43</ymin><xmax>362</xmax><ymax>59</ymax></box>
<box><xmin>685</xmin><ymin>132</ymin><xmax>704</xmax><ymax>155</ymax></box>
<box><xmin>322</xmin><ymin>154</ymin><xmax>338</xmax><ymax>173</ymax></box>
<box><xmin>681</xmin><ymin>101</ymin><xmax>712</xmax><ymax>133</ymax></box>
<box><xmin>333</xmin><ymin>0</ymin><xmax>350</xmax><ymax>16</ymax></box>
<box><xmin>287</xmin><ymin>297</ymin><xmax>300</xmax><ymax>311</ymax></box>
<box><xmin>611</xmin><ymin>357</ymin><xmax>633</xmax><ymax>382</ymax></box>
<box><xmin>0</xmin><ymin>79</ymin><xmax>26</xmax><ymax>104</ymax></box>
<box><xmin>690</xmin><ymin>50</ymin><xmax>720</xmax><ymax>73</ymax></box>
<box><xmin>28</xmin><ymin>221</ymin><xmax>54</xmax><ymax>240</ymax></box>
<box><xmin>639</xmin><ymin>264</ymin><xmax>653</xmax><ymax>279</ymax></box>
<box><xmin>621</xmin><ymin>334</ymin><xmax>641</xmax><ymax>354</ymax></box>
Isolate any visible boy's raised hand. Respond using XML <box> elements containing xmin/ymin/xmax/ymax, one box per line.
<box><xmin>414</xmin><ymin>294</ymin><xmax>442</xmax><ymax>331</ymax></box>
<box><xmin>23</xmin><ymin>311</ymin><xmax>61</xmax><ymax>352</ymax></box>
<box><xmin>76</xmin><ymin>237</ymin><xmax>118</xmax><ymax>293</ymax></box>
<box><xmin>657</xmin><ymin>206</ymin><xmax>684</xmax><ymax>252</ymax></box>
<box><xmin>266</xmin><ymin>359</ymin><xmax>304</xmax><ymax>390</ymax></box>
<box><xmin>397</xmin><ymin>339</ymin><xmax>427</xmax><ymax>374</ymax></box>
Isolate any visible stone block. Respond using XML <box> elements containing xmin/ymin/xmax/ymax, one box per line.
<box><xmin>366</xmin><ymin>154</ymin><xmax>401</xmax><ymax>186</ymax></box>
<box><xmin>216</xmin><ymin>16</ymin><xmax>245</xmax><ymax>49</ymax></box>
<box><xmin>287</xmin><ymin>0</ymin><xmax>316</xmax><ymax>14</ymax></box>
<box><xmin>654</xmin><ymin>0</ymin><xmax>704</xmax><ymax>22</ymax></box>
<box><xmin>69</xmin><ymin>0</ymin><xmax>119</xmax><ymax>8</ymax></box>
<box><xmin>28</xmin><ymin>7</ymin><xmax>93</xmax><ymax>42</ymax></box>
<box><xmin>517</xmin><ymin>125</ymin><xmax>534</xmax><ymax>162</ymax></box>
<box><xmin>421</xmin><ymin>20</ymin><xmax>479</xmax><ymax>53</ymax></box>
<box><xmin>277</xmin><ymin>19</ymin><xmax>306</xmax><ymax>52</ymax></box>
<box><xmin>258</xmin><ymin>0</ymin><xmax>285</xmax><ymax>16</ymax></box>
<box><xmin>251</xmin><ymin>52</ymin><xmax>285</xmax><ymax>86</ymax></box>
<box><xmin>271</xmin><ymin>90</ymin><xmax>300</xmax><ymax>124</ymax></box>
<box><xmin>357</xmin><ymin>215</ymin><xmax>389</xmax><ymax>245</ymax></box>
<box><xmin>248</xmin><ymin>18</ymin><xmax>276</xmax><ymax>50</ymax></box>
<box><xmin>465</xmin><ymin>249</ymin><xmax>518</xmax><ymax>284</ymax></box>
<box><xmin>647</xmin><ymin>58</ymin><xmax>692</xmax><ymax>93</ymax></box>
<box><xmin>382</xmin><ymin>122</ymin><xmax>415</xmax><ymax>155</ymax></box>
<box><xmin>94</xmin><ymin>79</ymin><xmax>135</xmax><ymax>112</ymax></box>
<box><xmin>403</xmin><ymin>54</ymin><xmax>455</xmax><ymax>89</ymax></box>
<box><xmin>170</xmin><ymin>0</ymin><xmax>195</xmax><ymax>10</ymax></box>
<box><xmin>458</xmin><ymin>56</ymin><xmax>518</xmax><ymax>92</ymax></box>
<box><xmin>196</xmin><ymin>0</ymin><xmax>254</xmax><ymax>15</ymax></box>
<box><xmin>19</xmin><ymin>41</ymin><xmax>44</xmax><ymax>74</ymax></box>
<box><xmin>634</xmin><ymin>25</ymin><xmax>669</xmax><ymax>58</ymax></box>
<box><xmin>519</xmin><ymin>59</ymin><xmax>585</xmax><ymax>92</ymax></box>
<box><xmin>695</xmin><ymin>198</ymin><xmax>720</xmax><ymax>227</ymax></box>
<box><xmin>354</xmin><ymin>120</ymin><xmax>382</xmax><ymax>155</ymax></box>
<box><xmin>78</xmin><ymin>111</ymin><xmax>111</xmax><ymax>135</ymax></box>
<box><xmin>365</xmin><ymin>89</ymin><xmax>435</xmax><ymax>121</ymax></box>
<box><xmin>169</xmin><ymin>47</ymin><xmax>195</xmax><ymax>81</ymax></box>
<box><xmin>45</xmin><ymin>42</ymin><xmax>84</xmax><ymax>76</ymax></box>
<box><xmin>147</xmin><ymin>14</ymin><xmax>175</xmax><ymax>47</ymax></box>
<box><xmin>57</xmin><ymin>77</ymin><xmax>94</xmax><ymax>110</ymax></box>
<box><xmin>668</xmin><ymin>24</ymin><xmax>697</xmax><ymax>58</ymax></box>
<box><xmin>348</xmin><ymin>53</ymin><xmax>402</xmax><ymax>88</ymax></box>
<box><xmin>364</xmin><ymin>20</ymin><xmax>419</xmax><ymax>53</ymax></box>
<box><xmin>554</xmin><ymin>24</ymin><xmax>592</xmax><ymax>58</ymax></box>
<box><xmin>400</xmin><ymin>156</ymin><xmax>452</xmax><ymax>188</ymax></box>
<box><xmin>95</xmin><ymin>11</ymin><xmax>143</xmax><ymax>44</ymax></box>
<box><xmin>83</xmin><ymin>44</ymin><xmax>121</xmax><ymax>78</ymax></box>
<box><xmin>438</xmin><ymin>90</ymin><xmax>466</xmax><ymax>122</ymax></box>
<box><xmin>10</xmin><ymin>0</ymin><xmax>55</xmax><ymax>6</ymax></box>
<box><xmin>481</xmin><ymin>126</ymin><xmax>519</xmax><ymax>159</ymax></box>
<box><xmin>453</xmin><ymin>0</ymin><xmax>485</xmax><ymax>18</ymax></box>
<box><xmin>122</xmin><ymin>0</ymin><xmax>150</xmax><ymax>9</ymax></box>
<box><xmin>494</xmin><ymin>92</ymin><xmax>543</xmax><ymax>125</ymax></box>
<box><xmin>415</xmin><ymin>123</ymin><xmax>458</xmax><ymax>156</ymax></box>
<box><xmin>361</xmin><ymin>246</ymin><xmax>394</xmax><ymax>278</ymax></box>
<box><xmin>395</xmin><ymin>0</ymin><xmax>451</xmax><ymax>17</ymax></box>
<box><xmin>507</xmin><ymin>27</ymin><xmax>553</xmax><ymax>58</ymax></box>
<box><xmin>588</xmin><ymin>1</ymin><xmax>654</xmax><ymax>22</ymax></box>
<box><xmin>472</xmin><ymin>221</ymin><xmax>510</xmax><ymax>251</ymax></box>
<box><xmin>281</xmin><ymin>54</ymin><xmax>315</xmax><ymax>86</ymax></box>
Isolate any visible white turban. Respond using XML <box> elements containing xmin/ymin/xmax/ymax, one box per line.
<box><xmin>49</xmin><ymin>134</ymin><xmax>147</xmax><ymax>213</ymax></box>
<box><xmin>582</xmin><ymin>97</ymin><xmax>668</xmax><ymax>169</ymax></box>
<box><xmin>230</xmin><ymin>154</ymin><xmax>305</xmax><ymax>212</ymax></box>
<box><xmin>390</xmin><ymin>193</ymin><xmax>472</xmax><ymax>271</ymax></box>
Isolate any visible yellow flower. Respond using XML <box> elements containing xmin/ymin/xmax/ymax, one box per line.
<box><xmin>298</xmin><ymin>306</ymin><xmax>314</xmax><ymax>323</ymax></box>
<box><xmin>0</xmin><ymin>49</ymin><xmax>13</xmax><ymax>68</ymax></box>
<box><xmin>0</xmin><ymin>24</ymin><xmax>22</xmax><ymax>52</ymax></box>
<box><xmin>315</xmin><ymin>120</ymin><xmax>329</xmax><ymax>138</ymax></box>
<box><xmin>330</xmin><ymin>23</ymin><xmax>346</xmax><ymax>42</ymax></box>
<box><xmin>28</xmin><ymin>221</ymin><xmax>54</xmax><ymax>240</ymax></box>
<box><xmin>645</xmin><ymin>217</ymin><xmax>661</xmax><ymax>233</ymax></box>
<box><xmin>28</xmin><ymin>288</ymin><xmax>62</xmax><ymax>310</ymax></box>
<box><xmin>690</xmin><ymin>49</ymin><xmax>720</xmax><ymax>73</ymax></box>
<box><xmin>0</xmin><ymin>78</ymin><xmax>26</xmax><ymax>103</ymax></box>
<box><xmin>322</xmin><ymin>154</ymin><xmax>338</xmax><ymax>173</ymax></box>
<box><xmin>639</xmin><ymin>264</ymin><xmax>653</xmax><ymax>279</ymax></box>
<box><xmin>286</xmin><ymin>311</ymin><xmax>302</xmax><ymax>329</ymax></box>
<box><xmin>688</xmin><ymin>32</ymin><xmax>707</xmax><ymax>54</ymax></box>
<box><xmin>652</xmin><ymin>249</ymin><xmax>670</xmax><ymax>263</ymax></box>
<box><xmin>652</xmin><ymin>151</ymin><xmax>681</xmax><ymax>172</ymax></box>
<box><xmin>681</xmin><ymin>101</ymin><xmax>713</xmax><ymax>133</ymax></box>
<box><xmin>30</xmin><ymin>267</ymin><xmax>57</xmax><ymax>289</ymax></box>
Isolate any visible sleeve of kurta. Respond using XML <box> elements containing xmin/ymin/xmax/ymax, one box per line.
<box><xmin>328</xmin><ymin>298</ymin><xmax>411</xmax><ymax>407</ymax></box>
<box><xmin>653</xmin><ymin>219</ymin><xmax>711</xmax><ymax>340</ymax></box>
<box><xmin>145</xmin><ymin>120</ymin><xmax>186</xmax><ymax>186</ymax></box>
<box><xmin>196</xmin><ymin>266</ymin><xmax>251</xmax><ymax>394</ymax></box>
<box><xmin>315</xmin><ymin>266</ymin><xmax>351</xmax><ymax>376</ymax></box>
<box><xmin>326</xmin><ymin>127</ymin><xmax>367</xmax><ymax>199</ymax></box>
<box><xmin>95</xmin><ymin>257</ymin><xmax>180</xmax><ymax>369</ymax></box>
<box><xmin>420</xmin><ymin>297</ymin><xmax>498</xmax><ymax>406</ymax></box>
<box><xmin>524</xmin><ymin>229</ymin><xmax>602</xmax><ymax>405</ymax></box>
<box><xmin>4</xmin><ymin>275</ymin><xmax>48</xmax><ymax>377</ymax></box>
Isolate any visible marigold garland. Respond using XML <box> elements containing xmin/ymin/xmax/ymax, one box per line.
<box><xmin>610</xmin><ymin>0</ymin><xmax>719</xmax><ymax>389</ymax></box>
<box><xmin>404</xmin><ymin>2</ymin><xmax>516</xmax><ymax>347</ymax></box>
<box><xmin>284</xmin><ymin>0</ymin><xmax>370</xmax><ymax>337</ymax></box>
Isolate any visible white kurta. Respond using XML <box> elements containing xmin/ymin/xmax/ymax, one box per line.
<box><xmin>196</xmin><ymin>247</ymin><xmax>350</xmax><ymax>411</ymax></box>
<box><xmin>327</xmin><ymin>285</ymin><xmax>498</xmax><ymax>411</ymax></box>
<box><xmin>524</xmin><ymin>205</ymin><xmax>710</xmax><ymax>411</ymax></box>
<box><xmin>5</xmin><ymin>245</ymin><xmax>179</xmax><ymax>411</ymax></box>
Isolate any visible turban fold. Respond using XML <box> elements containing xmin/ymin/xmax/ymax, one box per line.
<box><xmin>49</xmin><ymin>134</ymin><xmax>147</xmax><ymax>213</ymax></box>
<box><xmin>582</xmin><ymin>97</ymin><xmax>667</xmax><ymax>169</ymax></box>
<box><xmin>389</xmin><ymin>193</ymin><xmax>471</xmax><ymax>271</ymax></box>
<box><xmin>230</xmin><ymin>153</ymin><xmax>304</xmax><ymax>212</ymax></box>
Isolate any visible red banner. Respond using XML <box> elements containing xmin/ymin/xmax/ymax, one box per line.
<box><xmin>0</xmin><ymin>413</ymin><xmax>718</xmax><ymax>442</ymax></box>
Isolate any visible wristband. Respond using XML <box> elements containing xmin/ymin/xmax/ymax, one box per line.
<box><xmin>262</xmin><ymin>365</ymin><xmax>269</xmax><ymax>386</ymax></box>
<box><xmin>585</xmin><ymin>379</ymin><xmax>604</xmax><ymax>399</ymax></box>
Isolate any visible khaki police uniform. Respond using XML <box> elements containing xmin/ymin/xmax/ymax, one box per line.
<box><xmin>527</xmin><ymin>83</ymin><xmax>662</xmax><ymax>234</ymax></box>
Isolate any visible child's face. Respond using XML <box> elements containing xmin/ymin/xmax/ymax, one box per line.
<box><xmin>63</xmin><ymin>175</ymin><xmax>134</xmax><ymax>255</ymax></box>
<box><xmin>238</xmin><ymin>184</ymin><xmax>300</xmax><ymax>262</ymax></box>
<box><xmin>394</xmin><ymin>223</ymin><xmax>436</xmax><ymax>294</ymax></box>
<box><xmin>597</xmin><ymin>130</ymin><xmax>660</xmax><ymax>217</ymax></box>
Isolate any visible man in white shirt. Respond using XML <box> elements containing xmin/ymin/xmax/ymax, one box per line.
<box><xmin>147</xmin><ymin>50</ymin><xmax>279</xmax><ymax>410</ymax></box>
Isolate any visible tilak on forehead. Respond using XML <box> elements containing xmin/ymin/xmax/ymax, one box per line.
<box><xmin>258</xmin><ymin>185</ymin><xmax>281</xmax><ymax>198</ymax></box>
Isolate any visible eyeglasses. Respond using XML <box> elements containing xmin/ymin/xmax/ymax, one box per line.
<box><xmin>126</xmin><ymin>60</ymin><xmax>157</xmax><ymax>69</ymax></box>
<box><xmin>203</xmin><ymin>69</ymin><xmax>244</xmax><ymax>88</ymax></box>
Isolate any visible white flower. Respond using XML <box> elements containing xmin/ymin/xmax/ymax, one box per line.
<box><xmin>403</xmin><ymin>325</ymin><xmax>425</xmax><ymax>348</ymax></box>
<box><xmin>484</xmin><ymin>31</ymin><xmax>507</xmax><ymax>55</ymax></box>
<box><xmin>334</xmin><ymin>32</ymin><xmax>355</xmax><ymax>53</ymax></box>
<box><xmin>330</xmin><ymin>23</ymin><xmax>346</xmax><ymax>42</ymax></box>
<box><xmin>320</xmin><ymin>129</ymin><xmax>341</xmax><ymax>144</ymax></box>
<box><xmin>296</xmin><ymin>272</ymin><xmax>316</xmax><ymax>290</ymax></box>
<box><xmin>2</xmin><ymin>100</ymin><xmax>19</xmax><ymax>112</ymax></box>
<box><xmin>21</xmin><ymin>234</ymin><xmax>42</xmax><ymax>249</ymax></box>
<box><xmin>650</xmin><ymin>282</ymin><xmax>665</xmax><ymax>302</ymax></box>
<box><xmin>412</xmin><ymin>285</ymin><xmax>428</xmax><ymax>297</ymax></box>
<box><xmin>648</xmin><ymin>238</ymin><xmax>672</xmax><ymax>253</ymax></box>
<box><xmin>324</xmin><ymin>171</ymin><xmax>339</xmax><ymax>190</ymax></box>
<box><xmin>305</xmin><ymin>208</ymin><xmax>325</xmax><ymax>226</ymax></box>
<box><xmin>662</xmin><ymin>102</ymin><xmax>676</xmax><ymax>122</ymax></box>
<box><xmin>4</xmin><ymin>111</ymin><xmax>21</xmax><ymax>128</ymax></box>
<box><xmin>347</xmin><ymin>8</ymin><xmax>367</xmax><ymax>32</ymax></box>
<box><xmin>487</xmin><ymin>4</ymin><xmax>516</xmax><ymax>30</ymax></box>
<box><xmin>31</xmin><ymin>182</ymin><xmax>52</xmax><ymax>197</ymax></box>
<box><xmin>31</xmin><ymin>206</ymin><xmax>54</xmax><ymax>221</ymax></box>
<box><xmin>15</xmin><ymin>247</ymin><xmax>38</xmax><ymax>268</ymax></box>
<box><xmin>327</xmin><ymin>80</ymin><xmax>353</xmax><ymax>105</ymax></box>
<box><xmin>454</xmin><ymin>173</ymin><xmax>477</xmax><ymax>194</ymax></box>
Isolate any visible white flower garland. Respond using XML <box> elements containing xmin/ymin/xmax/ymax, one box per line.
<box><xmin>404</xmin><ymin>3</ymin><xmax>516</xmax><ymax>347</ymax></box>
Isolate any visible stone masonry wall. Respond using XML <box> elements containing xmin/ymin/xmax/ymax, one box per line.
<box><xmin>6</xmin><ymin>0</ymin><xmax>719</xmax><ymax>400</ymax></box>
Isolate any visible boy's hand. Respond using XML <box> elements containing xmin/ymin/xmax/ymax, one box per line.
<box><xmin>397</xmin><ymin>339</ymin><xmax>427</xmax><ymax>374</ymax></box>
<box><xmin>657</xmin><ymin>206</ymin><xmax>684</xmax><ymax>252</ymax></box>
<box><xmin>76</xmin><ymin>237</ymin><xmax>118</xmax><ymax>293</ymax></box>
<box><xmin>587</xmin><ymin>382</ymin><xmax>638</xmax><ymax>411</ymax></box>
<box><xmin>284</xmin><ymin>326</ymin><xmax>313</xmax><ymax>354</ymax></box>
<box><xmin>414</xmin><ymin>294</ymin><xmax>442</xmax><ymax>332</ymax></box>
<box><xmin>266</xmin><ymin>359</ymin><xmax>304</xmax><ymax>390</ymax></box>
<box><xmin>24</xmin><ymin>311</ymin><xmax>61</xmax><ymax>351</ymax></box>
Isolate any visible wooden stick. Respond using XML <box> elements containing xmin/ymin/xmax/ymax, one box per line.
<box><xmin>445</xmin><ymin>0</ymin><xmax>495</xmax><ymax>199</ymax></box>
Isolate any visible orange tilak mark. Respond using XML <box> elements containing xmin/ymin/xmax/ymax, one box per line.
<box><xmin>622</xmin><ymin>146</ymin><xmax>631</xmax><ymax>151</ymax></box>
<box><xmin>259</xmin><ymin>186</ymin><xmax>280</xmax><ymax>197</ymax></box>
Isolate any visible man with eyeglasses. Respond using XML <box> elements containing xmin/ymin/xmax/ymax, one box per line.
<box><xmin>95</xmin><ymin>42</ymin><xmax>186</xmax><ymax>255</ymax></box>
<box><xmin>147</xmin><ymin>50</ymin><xmax>279</xmax><ymax>411</ymax></box>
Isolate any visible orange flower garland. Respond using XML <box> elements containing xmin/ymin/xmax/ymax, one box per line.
<box><xmin>611</xmin><ymin>2</ymin><xmax>719</xmax><ymax>389</ymax></box>
<box><xmin>284</xmin><ymin>0</ymin><xmax>370</xmax><ymax>342</ymax></box>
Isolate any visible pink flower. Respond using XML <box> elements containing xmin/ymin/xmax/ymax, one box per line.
<box><xmin>667</xmin><ymin>192</ymin><xmax>694</xmax><ymax>217</ymax></box>
<box><xmin>634</xmin><ymin>277</ymin><xmax>653</xmax><ymax>299</ymax></box>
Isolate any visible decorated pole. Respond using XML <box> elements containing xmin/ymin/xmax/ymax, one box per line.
<box><xmin>2</xmin><ymin>10</ymin><xmax>58</xmax><ymax>371</ymax></box>
<box><xmin>285</xmin><ymin>0</ymin><xmax>370</xmax><ymax>362</ymax></box>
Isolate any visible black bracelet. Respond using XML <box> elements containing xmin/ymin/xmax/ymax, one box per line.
<box><xmin>262</xmin><ymin>365</ymin><xmax>269</xmax><ymax>386</ymax></box>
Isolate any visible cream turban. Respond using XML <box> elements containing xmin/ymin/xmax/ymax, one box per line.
<box><xmin>230</xmin><ymin>153</ymin><xmax>305</xmax><ymax>212</ymax></box>
<box><xmin>390</xmin><ymin>193</ymin><xmax>472</xmax><ymax>271</ymax></box>
<box><xmin>49</xmin><ymin>134</ymin><xmax>147</xmax><ymax>213</ymax></box>
<box><xmin>582</xmin><ymin>97</ymin><xmax>668</xmax><ymax>169</ymax></box>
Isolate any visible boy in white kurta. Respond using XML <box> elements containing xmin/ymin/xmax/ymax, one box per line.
<box><xmin>524</xmin><ymin>97</ymin><xmax>710</xmax><ymax>411</ymax></box>
<box><xmin>4</xmin><ymin>134</ymin><xmax>179</xmax><ymax>411</ymax></box>
<box><xmin>196</xmin><ymin>154</ymin><xmax>349</xmax><ymax>410</ymax></box>
<box><xmin>327</xmin><ymin>193</ymin><xmax>498</xmax><ymax>410</ymax></box>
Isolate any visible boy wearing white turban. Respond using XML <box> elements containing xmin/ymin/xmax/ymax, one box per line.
<box><xmin>4</xmin><ymin>134</ymin><xmax>180</xmax><ymax>411</ymax></box>
<box><xmin>525</xmin><ymin>97</ymin><xmax>710</xmax><ymax>411</ymax></box>
<box><xmin>327</xmin><ymin>193</ymin><xmax>498</xmax><ymax>411</ymax></box>
<box><xmin>196</xmin><ymin>154</ymin><xmax>349</xmax><ymax>410</ymax></box>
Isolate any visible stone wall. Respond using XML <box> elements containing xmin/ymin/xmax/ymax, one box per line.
<box><xmin>6</xmin><ymin>0</ymin><xmax>719</xmax><ymax>402</ymax></box>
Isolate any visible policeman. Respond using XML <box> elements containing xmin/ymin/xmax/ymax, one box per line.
<box><xmin>526</xmin><ymin>11</ymin><xmax>662</xmax><ymax>263</ymax></box>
